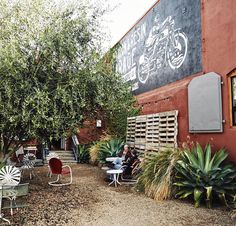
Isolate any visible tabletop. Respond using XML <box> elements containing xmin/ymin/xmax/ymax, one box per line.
<box><xmin>106</xmin><ymin>157</ymin><xmax>122</xmax><ymax>162</ymax></box>
<box><xmin>106</xmin><ymin>169</ymin><xmax>123</xmax><ymax>174</ymax></box>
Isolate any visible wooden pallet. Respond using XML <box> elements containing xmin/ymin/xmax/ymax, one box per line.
<box><xmin>126</xmin><ymin>110</ymin><xmax>178</xmax><ymax>159</ymax></box>
<box><xmin>126</xmin><ymin>117</ymin><xmax>136</xmax><ymax>146</ymax></box>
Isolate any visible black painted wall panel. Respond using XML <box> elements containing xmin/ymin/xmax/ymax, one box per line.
<box><xmin>116</xmin><ymin>0</ymin><xmax>202</xmax><ymax>95</ymax></box>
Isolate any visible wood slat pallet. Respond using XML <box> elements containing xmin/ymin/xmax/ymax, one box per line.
<box><xmin>126</xmin><ymin>117</ymin><xmax>136</xmax><ymax>144</ymax></box>
<box><xmin>126</xmin><ymin>110</ymin><xmax>178</xmax><ymax>159</ymax></box>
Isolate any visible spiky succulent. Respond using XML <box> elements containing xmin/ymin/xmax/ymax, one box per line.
<box><xmin>98</xmin><ymin>139</ymin><xmax>124</xmax><ymax>163</ymax></box>
<box><xmin>174</xmin><ymin>143</ymin><xmax>236</xmax><ymax>208</ymax></box>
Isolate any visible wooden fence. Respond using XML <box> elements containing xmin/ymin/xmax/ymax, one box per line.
<box><xmin>126</xmin><ymin>110</ymin><xmax>178</xmax><ymax>159</ymax></box>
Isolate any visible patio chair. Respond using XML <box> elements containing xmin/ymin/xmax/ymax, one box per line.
<box><xmin>0</xmin><ymin>165</ymin><xmax>21</xmax><ymax>187</ymax></box>
<box><xmin>46</xmin><ymin>152</ymin><xmax>60</xmax><ymax>177</ymax></box>
<box><xmin>1</xmin><ymin>183</ymin><xmax>29</xmax><ymax>219</ymax></box>
<box><xmin>0</xmin><ymin>166</ymin><xmax>21</xmax><ymax>223</ymax></box>
<box><xmin>48</xmin><ymin>158</ymin><xmax>72</xmax><ymax>186</ymax></box>
<box><xmin>20</xmin><ymin>153</ymin><xmax>36</xmax><ymax>180</ymax></box>
<box><xmin>119</xmin><ymin>160</ymin><xmax>142</xmax><ymax>184</ymax></box>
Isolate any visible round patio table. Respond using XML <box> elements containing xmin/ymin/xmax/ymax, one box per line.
<box><xmin>105</xmin><ymin>157</ymin><xmax>122</xmax><ymax>162</ymax></box>
<box><xmin>106</xmin><ymin>169</ymin><xmax>123</xmax><ymax>187</ymax></box>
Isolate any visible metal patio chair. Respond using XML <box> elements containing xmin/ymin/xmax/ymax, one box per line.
<box><xmin>48</xmin><ymin>158</ymin><xmax>72</xmax><ymax>186</ymax></box>
<box><xmin>46</xmin><ymin>152</ymin><xmax>60</xmax><ymax>177</ymax></box>
<box><xmin>0</xmin><ymin>166</ymin><xmax>21</xmax><ymax>224</ymax></box>
<box><xmin>20</xmin><ymin>153</ymin><xmax>36</xmax><ymax>180</ymax></box>
<box><xmin>119</xmin><ymin>159</ymin><xmax>142</xmax><ymax>184</ymax></box>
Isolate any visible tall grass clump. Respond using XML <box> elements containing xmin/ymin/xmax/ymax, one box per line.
<box><xmin>136</xmin><ymin>148</ymin><xmax>182</xmax><ymax>201</ymax></box>
<box><xmin>89</xmin><ymin>133</ymin><xmax>112</xmax><ymax>164</ymax></box>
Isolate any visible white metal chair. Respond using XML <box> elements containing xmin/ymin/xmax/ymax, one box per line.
<box><xmin>0</xmin><ymin>166</ymin><xmax>21</xmax><ymax>223</ymax></box>
<box><xmin>20</xmin><ymin>153</ymin><xmax>36</xmax><ymax>180</ymax></box>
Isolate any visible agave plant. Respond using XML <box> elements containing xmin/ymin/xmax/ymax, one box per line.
<box><xmin>136</xmin><ymin>148</ymin><xmax>182</xmax><ymax>201</ymax></box>
<box><xmin>98</xmin><ymin>138</ymin><xmax>124</xmax><ymax>163</ymax></box>
<box><xmin>174</xmin><ymin>143</ymin><xmax>236</xmax><ymax>208</ymax></box>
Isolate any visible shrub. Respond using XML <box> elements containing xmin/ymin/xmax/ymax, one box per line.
<box><xmin>174</xmin><ymin>143</ymin><xmax>236</xmax><ymax>208</ymax></box>
<box><xmin>78</xmin><ymin>145</ymin><xmax>90</xmax><ymax>163</ymax></box>
<box><xmin>89</xmin><ymin>142</ymin><xmax>102</xmax><ymax>165</ymax></box>
<box><xmin>98</xmin><ymin>138</ymin><xmax>124</xmax><ymax>164</ymax></box>
<box><xmin>136</xmin><ymin>148</ymin><xmax>182</xmax><ymax>201</ymax></box>
<box><xmin>89</xmin><ymin>133</ymin><xmax>112</xmax><ymax>165</ymax></box>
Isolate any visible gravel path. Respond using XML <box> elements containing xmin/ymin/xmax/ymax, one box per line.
<box><xmin>3</xmin><ymin>164</ymin><xmax>235</xmax><ymax>226</ymax></box>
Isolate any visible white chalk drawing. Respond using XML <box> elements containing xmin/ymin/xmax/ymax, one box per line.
<box><xmin>116</xmin><ymin>23</ymin><xmax>147</xmax><ymax>76</ymax></box>
<box><xmin>123</xmin><ymin>67</ymin><xmax>136</xmax><ymax>82</ymax></box>
<box><xmin>138</xmin><ymin>15</ymin><xmax>188</xmax><ymax>84</ymax></box>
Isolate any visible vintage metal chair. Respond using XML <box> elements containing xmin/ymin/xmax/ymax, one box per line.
<box><xmin>0</xmin><ymin>166</ymin><xmax>21</xmax><ymax>224</ymax></box>
<box><xmin>20</xmin><ymin>153</ymin><xmax>36</xmax><ymax>180</ymax></box>
<box><xmin>119</xmin><ymin>158</ymin><xmax>143</xmax><ymax>184</ymax></box>
<box><xmin>48</xmin><ymin>158</ymin><xmax>72</xmax><ymax>186</ymax></box>
<box><xmin>46</xmin><ymin>152</ymin><xmax>60</xmax><ymax>177</ymax></box>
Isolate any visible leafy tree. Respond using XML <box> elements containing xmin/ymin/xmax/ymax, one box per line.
<box><xmin>95</xmin><ymin>46</ymin><xmax>140</xmax><ymax>138</ymax></box>
<box><xmin>0</xmin><ymin>0</ymin><xmax>138</xmax><ymax>160</ymax></box>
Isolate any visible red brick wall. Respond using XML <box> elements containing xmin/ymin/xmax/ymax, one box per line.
<box><xmin>135</xmin><ymin>0</ymin><xmax>236</xmax><ymax>162</ymax></box>
<box><xmin>76</xmin><ymin>120</ymin><xmax>105</xmax><ymax>145</ymax></box>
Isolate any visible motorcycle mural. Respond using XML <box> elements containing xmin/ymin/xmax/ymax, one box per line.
<box><xmin>138</xmin><ymin>15</ymin><xmax>188</xmax><ymax>84</ymax></box>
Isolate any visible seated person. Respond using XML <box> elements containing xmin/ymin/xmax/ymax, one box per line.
<box><xmin>122</xmin><ymin>150</ymin><xmax>139</xmax><ymax>177</ymax></box>
<box><xmin>112</xmin><ymin>144</ymin><xmax>132</xmax><ymax>169</ymax></box>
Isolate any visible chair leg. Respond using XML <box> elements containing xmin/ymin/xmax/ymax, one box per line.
<box><xmin>47</xmin><ymin>166</ymin><xmax>52</xmax><ymax>177</ymax></box>
<box><xmin>48</xmin><ymin>175</ymin><xmax>60</xmax><ymax>186</ymax></box>
<box><xmin>10</xmin><ymin>199</ymin><xmax>13</xmax><ymax>216</ymax></box>
<box><xmin>69</xmin><ymin>168</ymin><xmax>73</xmax><ymax>185</ymax></box>
<box><xmin>0</xmin><ymin>214</ymin><xmax>10</xmax><ymax>224</ymax></box>
<box><xmin>120</xmin><ymin>172</ymin><xmax>137</xmax><ymax>184</ymax></box>
<box><xmin>48</xmin><ymin>170</ymin><xmax>73</xmax><ymax>186</ymax></box>
<box><xmin>21</xmin><ymin>169</ymin><xmax>24</xmax><ymax>178</ymax></box>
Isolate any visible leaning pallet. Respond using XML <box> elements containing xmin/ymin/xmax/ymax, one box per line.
<box><xmin>126</xmin><ymin>110</ymin><xmax>178</xmax><ymax>159</ymax></box>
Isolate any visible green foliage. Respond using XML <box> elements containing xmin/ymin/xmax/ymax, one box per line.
<box><xmin>78</xmin><ymin>145</ymin><xmax>90</xmax><ymax>164</ymax></box>
<box><xmin>95</xmin><ymin>46</ymin><xmax>139</xmax><ymax>138</ymax></box>
<box><xmin>88</xmin><ymin>134</ymin><xmax>112</xmax><ymax>165</ymax></box>
<box><xmin>98</xmin><ymin>138</ymin><xmax>124</xmax><ymax>164</ymax></box>
<box><xmin>89</xmin><ymin>142</ymin><xmax>103</xmax><ymax>165</ymax></box>
<box><xmin>174</xmin><ymin>143</ymin><xmax>236</xmax><ymax>208</ymax></box>
<box><xmin>106</xmin><ymin>106</ymin><xmax>140</xmax><ymax>139</ymax></box>
<box><xmin>0</xmin><ymin>0</ymin><xmax>137</xmax><ymax>160</ymax></box>
<box><xmin>136</xmin><ymin>148</ymin><xmax>182</xmax><ymax>201</ymax></box>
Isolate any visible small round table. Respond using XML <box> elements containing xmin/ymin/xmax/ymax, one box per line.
<box><xmin>106</xmin><ymin>169</ymin><xmax>123</xmax><ymax>187</ymax></box>
<box><xmin>105</xmin><ymin>157</ymin><xmax>121</xmax><ymax>162</ymax></box>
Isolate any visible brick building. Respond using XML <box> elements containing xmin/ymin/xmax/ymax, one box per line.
<box><xmin>115</xmin><ymin>0</ymin><xmax>236</xmax><ymax>161</ymax></box>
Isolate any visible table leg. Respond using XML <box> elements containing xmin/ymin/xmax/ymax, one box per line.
<box><xmin>116</xmin><ymin>173</ymin><xmax>121</xmax><ymax>185</ymax></box>
<box><xmin>108</xmin><ymin>174</ymin><xmax>115</xmax><ymax>186</ymax></box>
<box><xmin>114</xmin><ymin>174</ymin><xmax>117</xmax><ymax>187</ymax></box>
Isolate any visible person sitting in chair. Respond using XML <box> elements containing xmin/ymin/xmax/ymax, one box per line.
<box><xmin>122</xmin><ymin>150</ymin><xmax>139</xmax><ymax>177</ymax></box>
<box><xmin>112</xmin><ymin>144</ymin><xmax>132</xmax><ymax>169</ymax></box>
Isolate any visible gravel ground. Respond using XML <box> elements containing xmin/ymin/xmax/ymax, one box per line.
<box><xmin>2</xmin><ymin>164</ymin><xmax>235</xmax><ymax>226</ymax></box>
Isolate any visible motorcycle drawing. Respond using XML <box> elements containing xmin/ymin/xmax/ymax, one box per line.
<box><xmin>138</xmin><ymin>16</ymin><xmax>188</xmax><ymax>84</ymax></box>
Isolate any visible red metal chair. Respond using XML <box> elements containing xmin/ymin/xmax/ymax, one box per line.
<box><xmin>48</xmin><ymin>158</ymin><xmax>72</xmax><ymax>186</ymax></box>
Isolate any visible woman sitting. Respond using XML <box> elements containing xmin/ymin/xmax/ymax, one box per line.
<box><xmin>122</xmin><ymin>150</ymin><xmax>139</xmax><ymax>177</ymax></box>
<box><xmin>112</xmin><ymin>144</ymin><xmax>132</xmax><ymax>169</ymax></box>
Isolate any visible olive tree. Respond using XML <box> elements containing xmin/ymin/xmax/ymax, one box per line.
<box><xmin>0</xmin><ymin>0</ymin><xmax>137</xmax><ymax>160</ymax></box>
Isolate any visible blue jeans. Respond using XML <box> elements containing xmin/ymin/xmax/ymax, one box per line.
<box><xmin>113</xmin><ymin>158</ymin><xmax>123</xmax><ymax>169</ymax></box>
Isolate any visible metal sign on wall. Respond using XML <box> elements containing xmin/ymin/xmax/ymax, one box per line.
<box><xmin>116</xmin><ymin>0</ymin><xmax>202</xmax><ymax>95</ymax></box>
